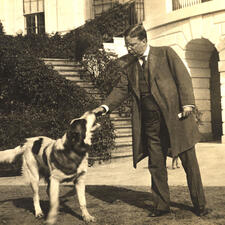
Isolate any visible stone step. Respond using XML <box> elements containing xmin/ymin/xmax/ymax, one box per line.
<box><xmin>43</xmin><ymin>58</ymin><xmax>82</xmax><ymax>67</ymax></box>
<box><xmin>111</xmin><ymin>145</ymin><xmax>132</xmax><ymax>157</ymax></box>
<box><xmin>112</xmin><ymin>120</ymin><xmax>131</xmax><ymax>127</ymax></box>
<box><xmin>110</xmin><ymin>112</ymin><xmax>131</xmax><ymax>119</ymax></box>
<box><xmin>115</xmin><ymin>136</ymin><xmax>132</xmax><ymax>146</ymax></box>
<box><xmin>113</xmin><ymin>125</ymin><xmax>132</xmax><ymax>131</ymax></box>
<box><xmin>71</xmin><ymin>81</ymin><xmax>95</xmax><ymax>88</ymax></box>
<box><xmin>115</xmin><ymin>142</ymin><xmax>132</xmax><ymax>147</ymax></box>
<box><xmin>58</xmin><ymin>71</ymin><xmax>81</xmax><ymax>76</ymax></box>
<box><xmin>53</xmin><ymin>65</ymin><xmax>83</xmax><ymax>71</ymax></box>
<box><xmin>110</xmin><ymin>116</ymin><xmax>131</xmax><ymax>121</ymax></box>
<box><xmin>115</xmin><ymin>133</ymin><xmax>132</xmax><ymax>139</ymax></box>
<box><xmin>114</xmin><ymin>128</ymin><xmax>132</xmax><ymax>136</ymax></box>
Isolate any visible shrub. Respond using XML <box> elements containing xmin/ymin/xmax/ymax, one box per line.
<box><xmin>9</xmin><ymin>1</ymin><xmax>135</xmax><ymax>61</ymax></box>
<box><xmin>81</xmin><ymin>47</ymin><xmax>132</xmax><ymax>117</ymax></box>
<box><xmin>0</xmin><ymin>35</ymin><xmax>115</xmax><ymax>175</ymax></box>
<box><xmin>78</xmin><ymin>1</ymin><xmax>136</xmax><ymax>116</ymax></box>
<box><xmin>0</xmin><ymin>21</ymin><xmax>4</xmax><ymax>35</ymax></box>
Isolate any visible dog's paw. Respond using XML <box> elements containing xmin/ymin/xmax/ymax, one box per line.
<box><xmin>35</xmin><ymin>212</ymin><xmax>44</xmax><ymax>219</ymax></box>
<box><xmin>83</xmin><ymin>214</ymin><xmax>96</xmax><ymax>223</ymax></box>
<box><xmin>45</xmin><ymin>215</ymin><xmax>57</xmax><ymax>225</ymax></box>
<box><xmin>45</xmin><ymin>218</ymin><xmax>56</xmax><ymax>225</ymax></box>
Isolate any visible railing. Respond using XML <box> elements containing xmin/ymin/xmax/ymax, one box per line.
<box><xmin>172</xmin><ymin>0</ymin><xmax>212</xmax><ymax>11</ymax></box>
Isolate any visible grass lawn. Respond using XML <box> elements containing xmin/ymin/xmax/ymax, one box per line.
<box><xmin>0</xmin><ymin>185</ymin><xmax>225</xmax><ymax>225</ymax></box>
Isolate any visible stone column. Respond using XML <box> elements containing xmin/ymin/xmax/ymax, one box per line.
<box><xmin>219</xmin><ymin>48</ymin><xmax>225</xmax><ymax>143</ymax></box>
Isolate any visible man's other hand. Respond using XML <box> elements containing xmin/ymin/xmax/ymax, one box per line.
<box><xmin>182</xmin><ymin>106</ymin><xmax>193</xmax><ymax>118</ymax></box>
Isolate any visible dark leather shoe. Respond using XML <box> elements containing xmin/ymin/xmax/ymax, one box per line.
<box><xmin>195</xmin><ymin>207</ymin><xmax>212</xmax><ymax>216</ymax></box>
<box><xmin>149</xmin><ymin>210</ymin><xmax>171</xmax><ymax>217</ymax></box>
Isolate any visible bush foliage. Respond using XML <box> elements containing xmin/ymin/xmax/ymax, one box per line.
<box><xmin>0</xmin><ymin>1</ymin><xmax>136</xmax><ymax>175</ymax></box>
<box><xmin>80</xmin><ymin>2</ymin><xmax>135</xmax><ymax>116</ymax></box>
<box><xmin>0</xmin><ymin>21</ymin><xmax>4</xmax><ymax>35</ymax></box>
<box><xmin>0</xmin><ymin>35</ymin><xmax>115</xmax><ymax>175</ymax></box>
<box><xmin>5</xmin><ymin>2</ymin><xmax>135</xmax><ymax>61</ymax></box>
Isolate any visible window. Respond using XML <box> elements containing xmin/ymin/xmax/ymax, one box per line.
<box><xmin>172</xmin><ymin>0</ymin><xmax>212</xmax><ymax>11</ymax></box>
<box><xmin>135</xmin><ymin>0</ymin><xmax>144</xmax><ymax>23</ymax></box>
<box><xmin>23</xmin><ymin>0</ymin><xmax>45</xmax><ymax>34</ymax></box>
<box><xmin>93</xmin><ymin>0</ymin><xmax>118</xmax><ymax>17</ymax></box>
<box><xmin>93</xmin><ymin>0</ymin><xmax>144</xmax><ymax>24</ymax></box>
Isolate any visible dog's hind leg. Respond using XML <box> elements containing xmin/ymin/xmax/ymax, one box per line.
<box><xmin>75</xmin><ymin>174</ymin><xmax>96</xmax><ymax>222</ymax></box>
<box><xmin>30</xmin><ymin>175</ymin><xmax>44</xmax><ymax>218</ymax></box>
<box><xmin>46</xmin><ymin>177</ymin><xmax>60</xmax><ymax>225</ymax></box>
<box><xmin>24</xmin><ymin>157</ymin><xmax>44</xmax><ymax>218</ymax></box>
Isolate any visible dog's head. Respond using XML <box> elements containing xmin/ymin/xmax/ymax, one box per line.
<box><xmin>67</xmin><ymin>111</ymin><xmax>100</xmax><ymax>147</ymax></box>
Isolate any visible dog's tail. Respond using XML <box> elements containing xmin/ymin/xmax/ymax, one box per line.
<box><xmin>0</xmin><ymin>145</ymin><xmax>25</xmax><ymax>163</ymax></box>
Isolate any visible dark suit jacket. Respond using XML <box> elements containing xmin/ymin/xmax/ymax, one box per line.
<box><xmin>103</xmin><ymin>46</ymin><xmax>200</xmax><ymax>168</ymax></box>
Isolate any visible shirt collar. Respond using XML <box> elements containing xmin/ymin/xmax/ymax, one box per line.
<box><xmin>143</xmin><ymin>45</ymin><xmax>150</xmax><ymax>58</ymax></box>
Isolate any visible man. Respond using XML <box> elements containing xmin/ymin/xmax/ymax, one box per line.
<box><xmin>93</xmin><ymin>24</ymin><xmax>210</xmax><ymax>217</ymax></box>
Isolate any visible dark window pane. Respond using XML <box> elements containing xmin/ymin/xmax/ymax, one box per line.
<box><xmin>37</xmin><ymin>13</ymin><xmax>45</xmax><ymax>34</ymax></box>
<box><xmin>26</xmin><ymin>14</ymin><xmax>36</xmax><ymax>34</ymax></box>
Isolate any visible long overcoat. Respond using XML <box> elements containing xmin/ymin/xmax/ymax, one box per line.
<box><xmin>103</xmin><ymin>46</ymin><xmax>200</xmax><ymax>168</ymax></box>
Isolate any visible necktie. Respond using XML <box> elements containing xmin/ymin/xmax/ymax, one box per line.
<box><xmin>140</xmin><ymin>56</ymin><xmax>146</xmax><ymax>69</ymax></box>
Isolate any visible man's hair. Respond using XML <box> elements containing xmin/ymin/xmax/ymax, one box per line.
<box><xmin>124</xmin><ymin>23</ymin><xmax>147</xmax><ymax>41</ymax></box>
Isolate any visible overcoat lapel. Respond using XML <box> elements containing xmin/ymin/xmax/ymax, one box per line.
<box><xmin>126</xmin><ymin>46</ymin><xmax>163</xmax><ymax>98</ymax></box>
<box><xmin>147</xmin><ymin>46</ymin><xmax>163</xmax><ymax>87</ymax></box>
<box><xmin>127</xmin><ymin>59</ymin><xmax>140</xmax><ymax>99</ymax></box>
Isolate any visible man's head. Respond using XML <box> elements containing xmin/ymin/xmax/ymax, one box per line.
<box><xmin>124</xmin><ymin>24</ymin><xmax>147</xmax><ymax>57</ymax></box>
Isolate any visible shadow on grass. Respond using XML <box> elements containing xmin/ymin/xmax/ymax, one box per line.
<box><xmin>0</xmin><ymin>188</ymin><xmax>82</xmax><ymax>221</ymax></box>
<box><xmin>1</xmin><ymin>185</ymin><xmax>225</xmax><ymax>224</ymax></box>
<box><xmin>0</xmin><ymin>197</ymin><xmax>49</xmax><ymax>218</ymax></box>
<box><xmin>0</xmin><ymin>185</ymin><xmax>193</xmax><ymax>215</ymax></box>
<box><xmin>60</xmin><ymin>185</ymin><xmax>194</xmax><ymax>212</ymax></box>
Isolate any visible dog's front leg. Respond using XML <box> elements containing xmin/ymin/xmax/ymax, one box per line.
<box><xmin>75</xmin><ymin>176</ymin><xmax>96</xmax><ymax>222</ymax></box>
<box><xmin>46</xmin><ymin>177</ymin><xmax>60</xmax><ymax>225</ymax></box>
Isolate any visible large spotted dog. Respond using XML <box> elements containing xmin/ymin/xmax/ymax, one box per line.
<box><xmin>0</xmin><ymin>111</ymin><xmax>100</xmax><ymax>225</ymax></box>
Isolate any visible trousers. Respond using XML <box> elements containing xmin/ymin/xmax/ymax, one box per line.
<box><xmin>141</xmin><ymin>96</ymin><xmax>206</xmax><ymax>211</ymax></box>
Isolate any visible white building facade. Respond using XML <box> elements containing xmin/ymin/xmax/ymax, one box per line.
<box><xmin>1</xmin><ymin>0</ymin><xmax>225</xmax><ymax>142</ymax></box>
<box><xmin>0</xmin><ymin>0</ymin><xmax>144</xmax><ymax>35</ymax></box>
<box><xmin>146</xmin><ymin>0</ymin><xmax>225</xmax><ymax>142</ymax></box>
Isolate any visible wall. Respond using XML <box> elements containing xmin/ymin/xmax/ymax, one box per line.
<box><xmin>0</xmin><ymin>0</ymin><xmax>92</xmax><ymax>35</ymax></box>
<box><xmin>45</xmin><ymin>0</ymin><xmax>87</xmax><ymax>34</ymax></box>
<box><xmin>147</xmin><ymin>6</ymin><xmax>225</xmax><ymax>141</ymax></box>
<box><xmin>144</xmin><ymin>0</ymin><xmax>167</xmax><ymax>30</ymax></box>
<box><xmin>147</xmin><ymin>0</ymin><xmax>225</xmax><ymax>30</ymax></box>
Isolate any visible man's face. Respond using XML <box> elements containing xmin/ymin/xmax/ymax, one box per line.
<box><xmin>125</xmin><ymin>36</ymin><xmax>147</xmax><ymax>57</ymax></box>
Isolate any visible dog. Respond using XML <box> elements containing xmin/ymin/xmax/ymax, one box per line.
<box><xmin>0</xmin><ymin>111</ymin><xmax>100</xmax><ymax>225</ymax></box>
<box><xmin>172</xmin><ymin>156</ymin><xmax>180</xmax><ymax>169</ymax></box>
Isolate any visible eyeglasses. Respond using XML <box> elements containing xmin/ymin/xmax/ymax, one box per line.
<box><xmin>125</xmin><ymin>42</ymin><xmax>138</xmax><ymax>49</ymax></box>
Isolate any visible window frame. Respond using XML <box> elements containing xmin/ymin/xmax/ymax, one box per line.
<box><xmin>23</xmin><ymin>0</ymin><xmax>45</xmax><ymax>34</ymax></box>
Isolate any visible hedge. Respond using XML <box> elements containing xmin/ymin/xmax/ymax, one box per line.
<box><xmin>0</xmin><ymin>35</ymin><xmax>115</xmax><ymax>176</ymax></box>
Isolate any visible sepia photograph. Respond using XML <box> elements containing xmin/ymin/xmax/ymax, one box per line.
<box><xmin>0</xmin><ymin>0</ymin><xmax>225</xmax><ymax>224</ymax></box>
